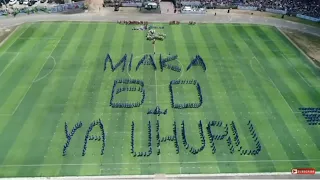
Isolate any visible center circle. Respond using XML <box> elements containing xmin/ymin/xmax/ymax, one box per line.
<box><xmin>126</xmin><ymin>53</ymin><xmax>184</xmax><ymax>87</ymax></box>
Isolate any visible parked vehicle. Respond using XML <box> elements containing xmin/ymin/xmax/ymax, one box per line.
<box><xmin>19</xmin><ymin>0</ymin><xmax>23</xmax><ymax>4</ymax></box>
<box><xmin>23</xmin><ymin>0</ymin><xmax>28</xmax><ymax>5</ymax></box>
<box><xmin>8</xmin><ymin>0</ymin><xmax>17</xmax><ymax>6</ymax></box>
<box><xmin>40</xmin><ymin>0</ymin><xmax>46</xmax><ymax>3</ymax></box>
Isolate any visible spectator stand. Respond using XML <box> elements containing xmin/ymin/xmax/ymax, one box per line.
<box><xmin>177</xmin><ymin>0</ymin><xmax>319</xmax><ymax>21</ymax></box>
<box><xmin>0</xmin><ymin>1</ymin><xmax>85</xmax><ymax>17</ymax></box>
<box><xmin>239</xmin><ymin>0</ymin><xmax>319</xmax><ymax>21</ymax></box>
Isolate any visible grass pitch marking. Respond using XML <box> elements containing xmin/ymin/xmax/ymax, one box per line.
<box><xmin>33</xmin><ymin>56</ymin><xmax>56</xmax><ymax>83</ymax></box>
<box><xmin>1</xmin><ymin>159</ymin><xmax>319</xmax><ymax>168</ymax></box>
<box><xmin>7</xmin><ymin>172</ymin><xmax>320</xmax><ymax>180</ymax></box>
<box><xmin>252</xmin><ymin>56</ymin><xmax>300</xmax><ymax>114</ymax></box>
<box><xmin>281</xmin><ymin>54</ymin><xmax>320</xmax><ymax>88</ymax></box>
<box><xmin>9</xmin><ymin>55</ymin><xmax>51</xmax><ymax>116</ymax></box>
<box><xmin>0</xmin><ymin>24</ymin><xmax>32</xmax><ymax>50</ymax></box>
<box><xmin>249</xmin><ymin>56</ymin><xmax>273</xmax><ymax>84</ymax></box>
<box><xmin>153</xmin><ymin>44</ymin><xmax>158</xmax><ymax>106</ymax></box>
<box><xmin>0</xmin><ymin>38</ymin><xmax>62</xmax><ymax>116</ymax></box>
<box><xmin>0</xmin><ymin>52</ymin><xmax>20</xmax><ymax>78</ymax></box>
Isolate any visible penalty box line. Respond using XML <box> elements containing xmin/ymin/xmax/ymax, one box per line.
<box><xmin>0</xmin><ymin>35</ymin><xmax>62</xmax><ymax>116</ymax></box>
<box><xmin>1</xmin><ymin>159</ymin><xmax>320</xmax><ymax>168</ymax></box>
<box><xmin>252</xmin><ymin>56</ymin><xmax>300</xmax><ymax>114</ymax></box>
<box><xmin>282</xmin><ymin>54</ymin><xmax>320</xmax><ymax>88</ymax></box>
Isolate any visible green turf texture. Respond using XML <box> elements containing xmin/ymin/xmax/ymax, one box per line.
<box><xmin>0</xmin><ymin>22</ymin><xmax>319</xmax><ymax>177</ymax></box>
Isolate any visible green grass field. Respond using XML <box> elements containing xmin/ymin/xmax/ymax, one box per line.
<box><xmin>0</xmin><ymin>22</ymin><xmax>319</xmax><ymax>177</ymax></box>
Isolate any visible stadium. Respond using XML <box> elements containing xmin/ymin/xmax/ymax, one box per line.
<box><xmin>0</xmin><ymin>0</ymin><xmax>319</xmax><ymax>179</ymax></box>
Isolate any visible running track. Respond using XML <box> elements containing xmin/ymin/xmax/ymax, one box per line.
<box><xmin>0</xmin><ymin>12</ymin><xmax>319</xmax><ymax>37</ymax></box>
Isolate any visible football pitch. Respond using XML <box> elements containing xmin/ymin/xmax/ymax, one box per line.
<box><xmin>0</xmin><ymin>21</ymin><xmax>319</xmax><ymax>177</ymax></box>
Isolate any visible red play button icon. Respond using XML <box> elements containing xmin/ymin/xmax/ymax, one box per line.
<box><xmin>292</xmin><ymin>169</ymin><xmax>298</xmax><ymax>174</ymax></box>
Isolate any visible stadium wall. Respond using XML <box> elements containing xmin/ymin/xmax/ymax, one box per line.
<box><xmin>296</xmin><ymin>14</ymin><xmax>320</xmax><ymax>22</ymax></box>
<box><xmin>181</xmin><ymin>10</ymin><xmax>206</xmax><ymax>14</ymax></box>
<box><xmin>237</xmin><ymin>6</ymin><xmax>257</xmax><ymax>11</ymax></box>
<box><xmin>265</xmin><ymin>8</ymin><xmax>286</xmax><ymax>14</ymax></box>
<box><xmin>180</xmin><ymin>1</ymin><xmax>201</xmax><ymax>6</ymax></box>
<box><xmin>121</xmin><ymin>2</ymin><xmax>142</xmax><ymax>7</ymax></box>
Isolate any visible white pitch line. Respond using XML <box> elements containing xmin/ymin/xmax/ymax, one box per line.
<box><xmin>253</xmin><ymin>56</ymin><xmax>299</xmax><ymax>114</ymax></box>
<box><xmin>0</xmin><ymin>24</ymin><xmax>29</xmax><ymax>48</ymax></box>
<box><xmin>0</xmin><ymin>25</ymin><xmax>32</xmax><ymax>80</ymax></box>
<box><xmin>0</xmin><ymin>52</ymin><xmax>19</xmax><ymax>78</ymax></box>
<box><xmin>1</xmin><ymin>159</ymin><xmax>319</xmax><ymax>168</ymax></box>
<box><xmin>4</xmin><ymin>172</ymin><xmax>310</xmax><ymax>180</ymax></box>
<box><xmin>10</xmin><ymin>38</ymin><xmax>62</xmax><ymax>116</ymax></box>
<box><xmin>249</xmin><ymin>57</ymin><xmax>272</xmax><ymax>84</ymax></box>
<box><xmin>153</xmin><ymin>43</ymin><xmax>158</xmax><ymax>106</ymax></box>
<box><xmin>8</xmin><ymin>172</ymin><xmax>320</xmax><ymax>180</ymax></box>
<box><xmin>281</xmin><ymin>54</ymin><xmax>320</xmax><ymax>88</ymax></box>
<box><xmin>33</xmin><ymin>56</ymin><xmax>56</xmax><ymax>83</ymax></box>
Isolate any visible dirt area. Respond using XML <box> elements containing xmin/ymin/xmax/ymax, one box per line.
<box><xmin>227</xmin><ymin>9</ymin><xmax>281</xmax><ymax>17</ymax></box>
<box><xmin>0</xmin><ymin>27</ymin><xmax>17</xmax><ymax>47</ymax></box>
<box><xmin>117</xmin><ymin>7</ymin><xmax>140</xmax><ymax>13</ymax></box>
<box><xmin>224</xmin><ymin>9</ymin><xmax>320</xmax><ymax>28</ymax></box>
<box><xmin>281</xmin><ymin>28</ymin><xmax>320</xmax><ymax>67</ymax></box>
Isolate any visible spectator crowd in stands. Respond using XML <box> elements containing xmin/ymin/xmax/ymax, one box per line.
<box><xmin>241</xmin><ymin>0</ymin><xmax>319</xmax><ymax>18</ymax></box>
<box><xmin>179</xmin><ymin>0</ymin><xmax>319</xmax><ymax>18</ymax></box>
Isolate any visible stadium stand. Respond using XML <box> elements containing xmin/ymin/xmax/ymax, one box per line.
<box><xmin>177</xmin><ymin>0</ymin><xmax>319</xmax><ymax>18</ymax></box>
<box><xmin>240</xmin><ymin>0</ymin><xmax>319</xmax><ymax>18</ymax></box>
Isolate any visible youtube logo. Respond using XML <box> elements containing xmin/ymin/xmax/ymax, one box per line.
<box><xmin>292</xmin><ymin>169</ymin><xmax>298</xmax><ymax>174</ymax></box>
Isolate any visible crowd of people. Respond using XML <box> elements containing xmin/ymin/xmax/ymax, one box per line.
<box><xmin>230</xmin><ymin>121</ymin><xmax>249</xmax><ymax>155</ymax></box>
<box><xmin>186</xmin><ymin>55</ymin><xmax>207</xmax><ymax>71</ymax></box>
<box><xmin>169</xmin><ymin>79</ymin><xmax>203</xmax><ymax>109</ymax></box>
<box><xmin>206</xmin><ymin>121</ymin><xmax>223</xmax><ymax>154</ymax></box>
<box><xmin>177</xmin><ymin>0</ymin><xmax>319</xmax><ymax>18</ymax></box>
<box><xmin>241</xmin><ymin>0</ymin><xmax>319</xmax><ymax>18</ymax></box>
<box><xmin>299</xmin><ymin>107</ymin><xmax>320</xmax><ymax>125</ymax></box>
<box><xmin>147</xmin><ymin>106</ymin><xmax>168</xmax><ymax>116</ymax></box>
<box><xmin>117</xmin><ymin>20</ymin><xmax>149</xmax><ymax>25</ymax></box>
<box><xmin>104</xmin><ymin>53</ymin><xmax>128</xmax><ymax>72</ymax></box>
<box><xmin>238</xmin><ymin>120</ymin><xmax>261</xmax><ymax>156</ymax></box>
<box><xmin>62</xmin><ymin>122</ymin><xmax>83</xmax><ymax>156</ymax></box>
<box><xmin>116</xmin><ymin>86</ymin><xmax>143</xmax><ymax>95</ymax></box>
<box><xmin>169</xmin><ymin>20</ymin><xmax>181</xmax><ymax>25</ymax></box>
<box><xmin>82</xmin><ymin>119</ymin><xmax>106</xmax><ymax>156</ymax></box>
<box><xmin>136</xmin><ymin>54</ymin><xmax>157</xmax><ymax>71</ymax></box>
<box><xmin>157</xmin><ymin>121</ymin><xmax>180</xmax><ymax>155</ymax></box>
<box><xmin>181</xmin><ymin>120</ymin><xmax>206</xmax><ymax>154</ymax></box>
<box><xmin>110</xmin><ymin>79</ymin><xmax>146</xmax><ymax>108</ymax></box>
<box><xmin>160</xmin><ymin>54</ymin><xmax>181</xmax><ymax>72</ymax></box>
<box><xmin>130</xmin><ymin>121</ymin><xmax>153</xmax><ymax>157</ymax></box>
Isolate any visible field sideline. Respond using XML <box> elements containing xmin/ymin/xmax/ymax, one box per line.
<box><xmin>0</xmin><ymin>21</ymin><xmax>319</xmax><ymax>177</ymax></box>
